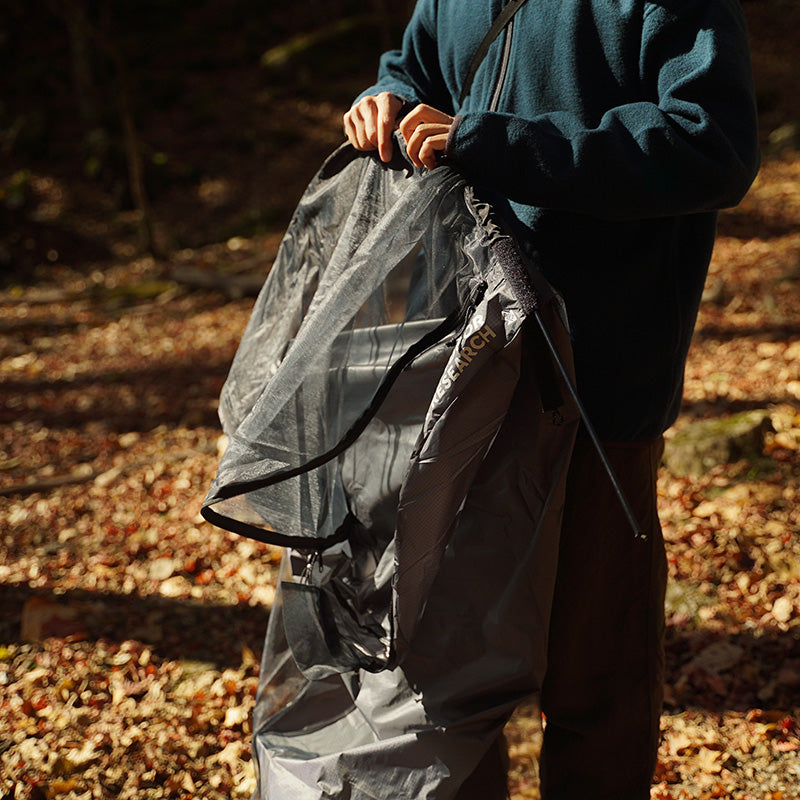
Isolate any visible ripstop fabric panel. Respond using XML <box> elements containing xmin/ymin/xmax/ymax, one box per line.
<box><xmin>204</xmin><ymin>145</ymin><xmax>479</xmax><ymax>548</ymax></box>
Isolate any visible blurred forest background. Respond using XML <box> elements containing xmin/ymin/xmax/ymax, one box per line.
<box><xmin>0</xmin><ymin>0</ymin><xmax>798</xmax><ymax>280</ymax></box>
<box><xmin>1</xmin><ymin>1</ymin><xmax>800</xmax><ymax>799</ymax></box>
<box><xmin>1</xmin><ymin>0</ymin><xmax>414</xmax><ymax>280</ymax></box>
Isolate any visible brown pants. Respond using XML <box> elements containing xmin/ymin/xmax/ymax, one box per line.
<box><xmin>456</xmin><ymin>435</ymin><xmax>667</xmax><ymax>800</ymax></box>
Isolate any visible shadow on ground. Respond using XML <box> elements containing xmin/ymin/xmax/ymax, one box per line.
<box><xmin>0</xmin><ymin>582</ymin><xmax>269</xmax><ymax>669</ymax></box>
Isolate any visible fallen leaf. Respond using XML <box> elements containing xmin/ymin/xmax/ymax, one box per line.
<box><xmin>772</xmin><ymin>596</ymin><xmax>794</xmax><ymax>622</ymax></box>
<box><xmin>695</xmin><ymin>746</ymin><xmax>724</xmax><ymax>774</ymax></box>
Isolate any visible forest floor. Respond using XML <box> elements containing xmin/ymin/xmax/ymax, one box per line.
<box><xmin>2</xmin><ymin>1</ymin><xmax>800</xmax><ymax>798</ymax></box>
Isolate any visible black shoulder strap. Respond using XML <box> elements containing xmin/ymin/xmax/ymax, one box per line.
<box><xmin>459</xmin><ymin>0</ymin><xmax>531</xmax><ymax>107</ymax></box>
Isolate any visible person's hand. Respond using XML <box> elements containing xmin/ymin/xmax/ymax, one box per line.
<box><xmin>399</xmin><ymin>104</ymin><xmax>455</xmax><ymax>170</ymax></box>
<box><xmin>343</xmin><ymin>92</ymin><xmax>404</xmax><ymax>163</ymax></box>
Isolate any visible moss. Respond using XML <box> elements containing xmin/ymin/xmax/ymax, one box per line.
<box><xmin>664</xmin><ymin>410</ymin><xmax>773</xmax><ymax>477</ymax></box>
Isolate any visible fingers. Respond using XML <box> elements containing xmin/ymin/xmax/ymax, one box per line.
<box><xmin>375</xmin><ymin>92</ymin><xmax>402</xmax><ymax>162</ymax></box>
<box><xmin>343</xmin><ymin>92</ymin><xmax>402</xmax><ymax>162</ymax></box>
<box><xmin>404</xmin><ymin>126</ymin><xmax>451</xmax><ymax>169</ymax></box>
<box><xmin>343</xmin><ymin>98</ymin><xmax>454</xmax><ymax>169</ymax></box>
<box><xmin>398</xmin><ymin>104</ymin><xmax>455</xmax><ymax>140</ymax></box>
<box><xmin>399</xmin><ymin>105</ymin><xmax>455</xmax><ymax>170</ymax></box>
<box><xmin>343</xmin><ymin>100</ymin><xmax>375</xmax><ymax>151</ymax></box>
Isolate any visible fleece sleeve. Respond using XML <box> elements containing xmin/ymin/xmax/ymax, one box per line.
<box><xmin>446</xmin><ymin>0</ymin><xmax>761</xmax><ymax>220</ymax></box>
<box><xmin>354</xmin><ymin>0</ymin><xmax>455</xmax><ymax>114</ymax></box>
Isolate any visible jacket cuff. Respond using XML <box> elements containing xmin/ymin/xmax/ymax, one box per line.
<box><xmin>444</xmin><ymin>114</ymin><xmax>463</xmax><ymax>159</ymax></box>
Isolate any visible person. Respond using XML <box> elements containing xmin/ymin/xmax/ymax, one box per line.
<box><xmin>343</xmin><ymin>0</ymin><xmax>760</xmax><ymax>797</ymax></box>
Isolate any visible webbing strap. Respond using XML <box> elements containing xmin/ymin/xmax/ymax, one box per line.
<box><xmin>202</xmin><ymin>284</ymin><xmax>486</xmax><ymax>549</ymax></box>
<box><xmin>459</xmin><ymin>0</ymin><xmax>531</xmax><ymax>106</ymax></box>
<box><xmin>215</xmin><ymin>310</ymin><xmax>465</xmax><ymax>501</ymax></box>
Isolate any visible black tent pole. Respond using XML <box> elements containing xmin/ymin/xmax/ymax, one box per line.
<box><xmin>531</xmin><ymin>310</ymin><xmax>648</xmax><ymax>541</ymax></box>
<box><xmin>491</xmin><ymin>235</ymin><xmax>646</xmax><ymax>541</ymax></box>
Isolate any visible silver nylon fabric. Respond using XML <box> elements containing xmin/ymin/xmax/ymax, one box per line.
<box><xmin>202</xmin><ymin>142</ymin><xmax>581</xmax><ymax>798</ymax></box>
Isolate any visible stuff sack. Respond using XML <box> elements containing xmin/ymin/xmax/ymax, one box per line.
<box><xmin>202</xmin><ymin>140</ymin><xmax>580</xmax><ymax>676</ymax></box>
<box><xmin>201</xmin><ymin>141</ymin><xmax>583</xmax><ymax>798</ymax></box>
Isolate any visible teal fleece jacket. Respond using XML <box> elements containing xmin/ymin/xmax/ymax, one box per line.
<box><xmin>358</xmin><ymin>0</ymin><xmax>760</xmax><ymax>441</ymax></box>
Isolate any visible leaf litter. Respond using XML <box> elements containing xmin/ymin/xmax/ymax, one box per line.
<box><xmin>2</xmin><ymin>4</ymin><xmax>800</xmax><ymax>797</ymax></box>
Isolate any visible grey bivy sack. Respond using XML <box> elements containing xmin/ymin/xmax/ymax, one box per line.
<box><xmin>202</xmin><ymin>141</ymin><xmax>583</xmax><ymax>799</ymax></box>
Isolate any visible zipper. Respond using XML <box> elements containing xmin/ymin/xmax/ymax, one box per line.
<box><xmin>458</xmin><ymin>0</ymin><xmax>528</xmax><ymax>109</ymax></box>
<box><xmin>489</xmin><ymin>14</ymin><xmax>514</xmax><ymax>111</ymax></box>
